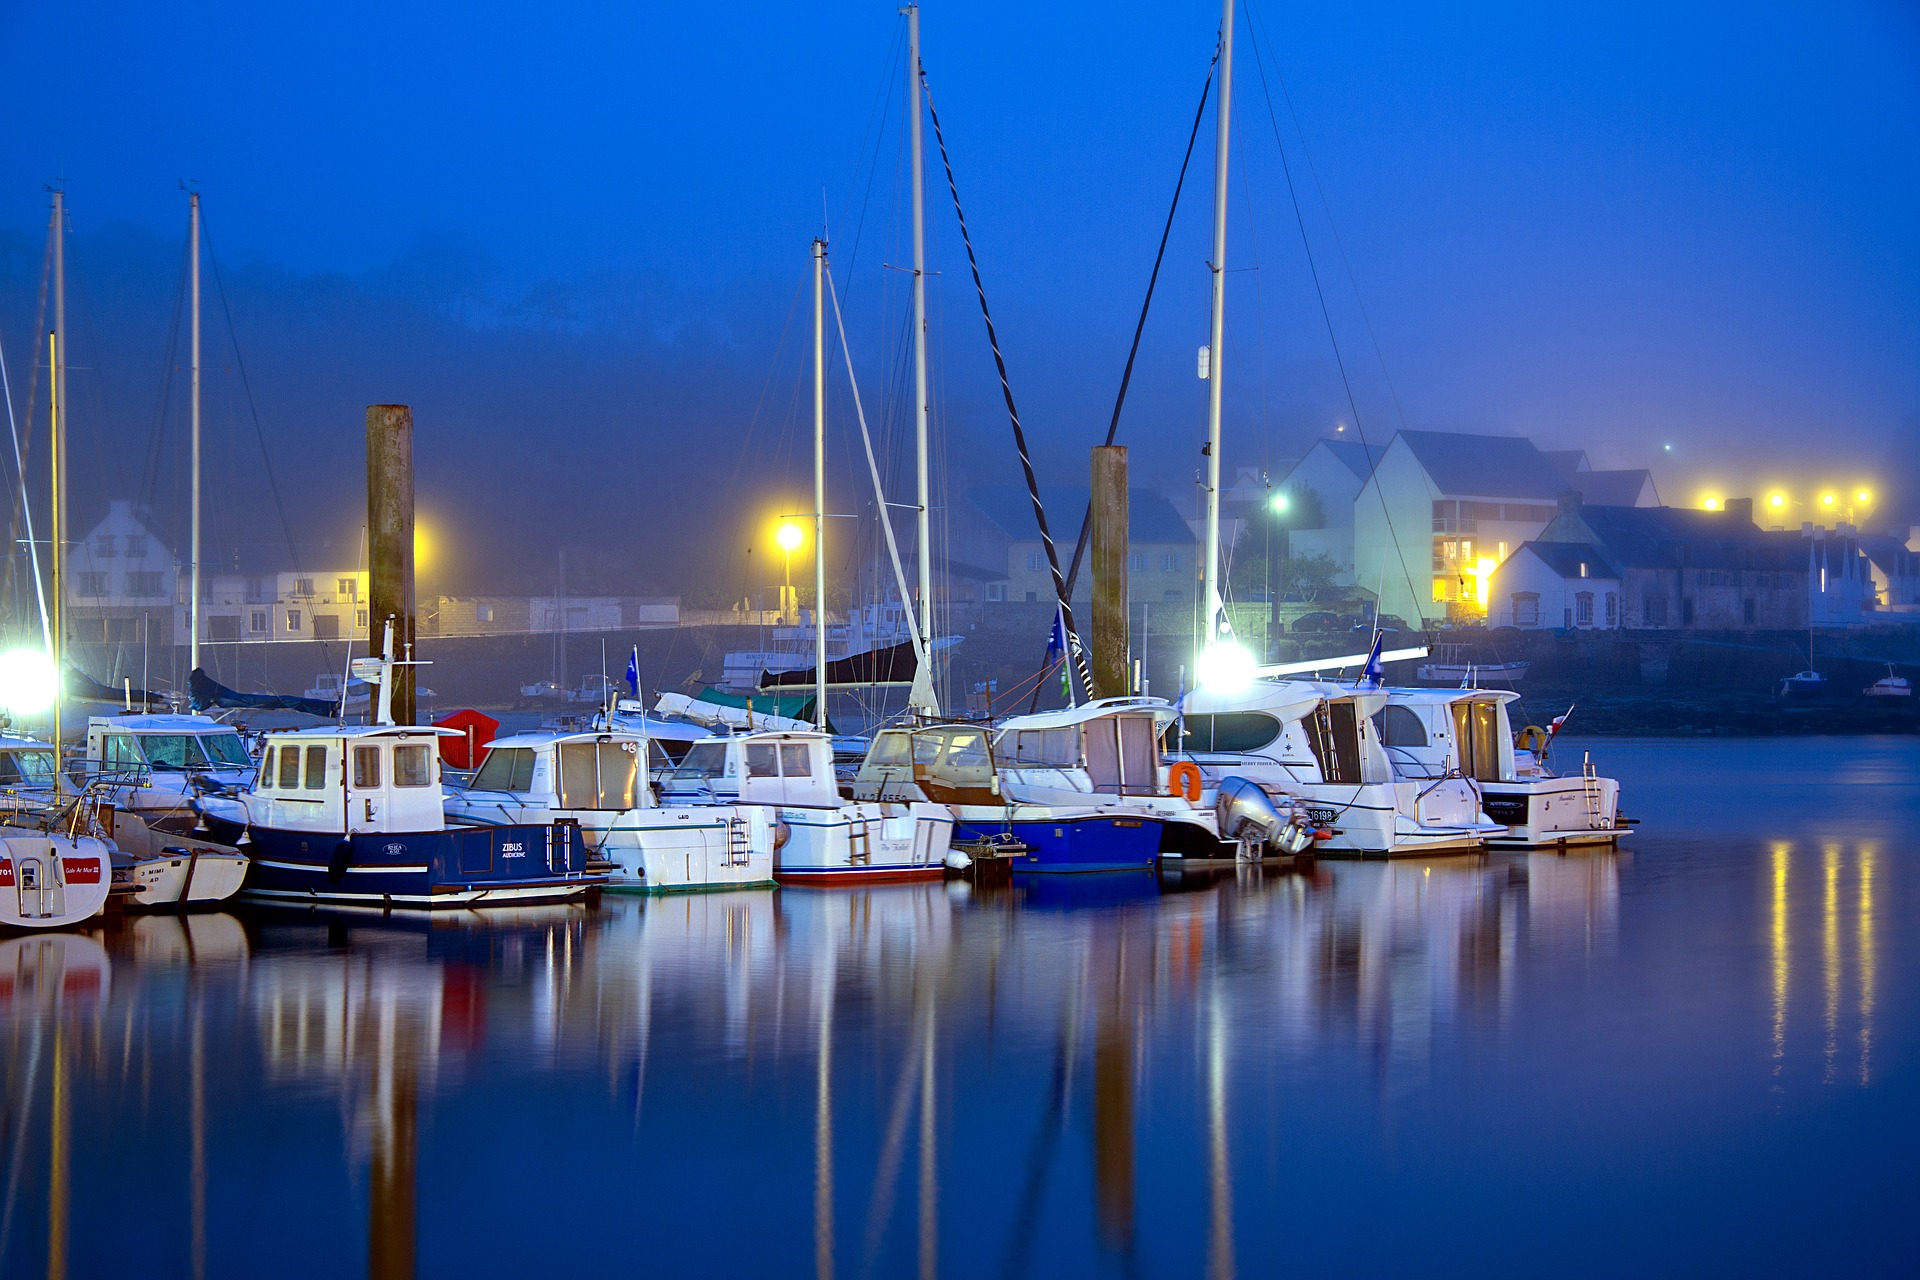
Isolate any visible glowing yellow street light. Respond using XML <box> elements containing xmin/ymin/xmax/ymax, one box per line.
<box><xmin>1856</xmin><ymin>489</ymin><xmax>1873</xmax><ymax>506</ymax></box>
<box><xmin>1766</xmin><ymin>493</ymin><xmax>1787</xmax><ymax>511</ymax></box>
<box><xmin>775</xmin><ymin>521</ymin><xmax>805</xmax><ymax>622</ymax></box>
<box><xmin>1701</xmin><ymin>496</ymin><xmax>1722</xmax><ymax>512</ymax></box>
<box><xmin>775</xmin><ymin>521</ymin><xmax>804</xmax><ymax>552</ymax></box>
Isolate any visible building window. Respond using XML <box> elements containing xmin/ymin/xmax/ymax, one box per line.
<box><xmin>1162</xmin><ymin>590</ymin><xmax>1181</xmax><ymax>602</ymax></box>
<box><xmin>1644</xmin><ymin>597</ymin><xmax>1668</xmax><ymax>626</ymax></box>
<box><xmin>1128</xmin><ymin>552</ymin><xmax>1146</xmax><ymax>572</ymax></box>
<box><xmin>1024</xmin><ymin>591</ymin><xmax>1037</xmax><ymax>602</ymax></box>
<box><xmin>1681</xmin><ymin>597</ymin><xmax>1695</xmax><ymax>625</ymax></box>
<box><xmin>1578</xmin><ymin>562</ymin><xmax>1589</xmax><ymax>579</ymax></box>
<box><xmin>93</xmin><ymin>535</ymin><xmax>116</xmax><ymax>557</ymax></box>
<box><xmin>125</xmin><ymin>535</ymin><xmax>148</xmax><ymax>557</ymax></box>
<box><xmin>286</xmin><ymin>610</ymin><xmax>302</xmax><ymax>633</ymax></box>
<box><xmin>357</xmin><ymin>609</ymin><xmax>370</xmax><ymax>628</ymax></box>
<box><xmin>1026</xmin><ymin>552</ymin><xmax>1045</xmax><ymax>572</ymax></box>
<box><xmin>1160</xmin><ymin>553</ymin><xmax>1182</xmax><ymax>572</ymax></box>
<box><xmin>125</xmin><ymin>571</ymin><xmax>164</xmax><ymax>597</ymax></box>
<box><xmin>476</xmin><ymin>603</ymin><xmax>494</xmax><ymax>623</ymax></box>
<box><xmin>77</xmin><ymin>572</ymin><xmax>107</xmax><ymax>597</ymax></box>
<box><xmin>294</xmin><ymin>577</ymin><xmax>315</xmax><ymax>597</ymax></box>
<box><xmin>248</xmin><ymin>610</ymin><xmax>268</xmax><ymax>633</ymax></box>
<box><xmin>337</xmin><ymin>577</ymin><xmax>357</xmax><ymax>599</ymax></box>
<box><xmin>1512</xmin><ymin>592</ymin><xmax>1540</xmax><ymax>627</ymax></box>
<box><xmin>1575</xmin><ymin>592</ymin><xmax>1594</xmax><ymax>626</ymax></box>
<box><xmin>985</xmin><ymin>584</ymin><xmax>1006</xmax><ymax>603</ymax></box>
<box><xmin>1605</xmin><ymin>592</ymin><xmax>1617</xmax><ymax>626</ymax></box>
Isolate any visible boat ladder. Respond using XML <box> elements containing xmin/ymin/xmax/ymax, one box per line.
<box><xmin>725</xmin><ymin>817</ymin><xmax>751</xmax><ymax>867</ymax></box>
<box><xmin>848</xmin><ymin>819</ymin><xmax>873</xmax><ymax>866</ymax></box>
<box><xmin>1582</xmin><ymin>752</ymin><xmax>1604</xmax><ymax>827</ymax></box>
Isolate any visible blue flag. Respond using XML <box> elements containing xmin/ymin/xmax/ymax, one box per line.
<box><xmin>1045</xmin><ymin>609</ymin><xmax>1070</xmax><ymax>696</ymax></box>
<box><xmin>1356</xmin><ymin>630</ymin><xmax>1386</xmax><ymax>690</ymax></box>
<box><xmin>624</xmin><ymin>646</ymin><xmax>641</xmax><ymax>697</ymax></box>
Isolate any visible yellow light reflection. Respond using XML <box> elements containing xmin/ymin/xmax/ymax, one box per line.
<box><xmin>1858</xmin><ymin>845</ymin><xmax>1875</xmax><ymax>1086</ymax></box>
<box><xmin>1823</xmin><ymin>844</ymin><xmax>1840</xmax><ymax>1085</ymax></box>
<box><xmin>1770</xmin><ymin>842</ymin><xmax>1788</xmax><ymax>1077</ymax></box>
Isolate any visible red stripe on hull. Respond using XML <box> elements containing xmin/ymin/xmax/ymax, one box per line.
<box><xmin>774</xmin><ymin>866</ymin><xmax>946</xmax><ymax>886</ymax></box>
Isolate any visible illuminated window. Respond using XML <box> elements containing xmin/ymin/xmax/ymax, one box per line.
<box><xmin>285</xmin><ymin>610</ymin><xmax>302</xmax><ymax>633</ymax></box>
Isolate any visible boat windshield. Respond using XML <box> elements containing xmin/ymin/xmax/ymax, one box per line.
<box><xmin>670</xmin><ymin>741</ymin><xmax>728</xmax><ymax>781</ymax></box>
<box><xmin>0</xmin><ymin>749</ymin><xmax>58</xmax><ymax>786</ymax></box>
<box><xmin>140</xmin><ymin>732</ymin><xmax>251</xmax><ymax>770</ymax></box>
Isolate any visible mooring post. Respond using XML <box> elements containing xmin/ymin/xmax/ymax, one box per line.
<box><xmin>1091</xmin><ymin>445</ymin><xmax>1130</xmax><ymax>699</ymax></box>
<box><xmin>366</xmin><ymin>405</ymin><xmax>417</xmax><ymax>725</ymax></box>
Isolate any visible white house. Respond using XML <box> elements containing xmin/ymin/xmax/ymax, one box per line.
<box><xmin>66</xmin><ymin>501</ymin><xmax>181</xmax><ymax>644</ymax></box>
<box><xmin>1275</xmin><ymin>438</ymin><xmax>1377</xmax><ymax>580</ymax></box>
<box><xmin>1487</xmin><ymin>542</ymin><xmax>1624</xmax><ymax>630</ymax></box>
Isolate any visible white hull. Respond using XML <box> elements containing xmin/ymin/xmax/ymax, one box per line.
<box><xmin>773</xmin><ymin>802</ymin><xmax>953</xmax><ymax>882</ymax></box>
<box><xmin>242</xmin><ymin>882</ymin><xmax>596</xmax><ymax>908</ymax></box>
<box><xmin>1264</xmin><ymin>780</ymin><xmax>1499</xmax><ymax>857</ymax></box>
<box><xmin>1482</xmin><ymin>777</ymin><xmax>1623</xmax><ymax>847</ymax></box>
<box><xmin>602</xmin><ymin>807</ymin><xmax>776</xmax><ymax>892</ymax></box>
<box><xmin>0</xmin><ymin>831</ymin><xmax>112</xmax><ymax>929</ymax></box>
<box><xmin>116</xmin><ymin>848</ymin><xmax>250</xmax><ymax>908</ymax></box>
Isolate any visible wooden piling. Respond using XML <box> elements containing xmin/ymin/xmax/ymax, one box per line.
<box><xmin>366</xmin><ymin>405</ymin><xmax>417</xmax><ymax>725</ymax></box>
<box><xmin>1090</xmin><ymin>446</ymin><xmax>1130</xmax><ymax>699</ymax></box>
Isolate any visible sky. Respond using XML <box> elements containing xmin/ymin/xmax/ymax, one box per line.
<box><xmin>0</xmin><ymin>0</ymin><xmax>1916</xmax><ymax>597</ymax></box>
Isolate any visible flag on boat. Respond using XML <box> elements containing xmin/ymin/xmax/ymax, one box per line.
<box><xmin>625</xmin><ymin>646</ymin><xmax>641</xmax><ymax>697</ymax></box>
<box><xmin>1356</xmin><ymin>631</ymin><xmax>1387</xmax><ymax>690</ymax></box>
<box><xmin>1046</xmin><ymin>608</ymin><xmax>1070</xmax><ymax>697</ymax></box>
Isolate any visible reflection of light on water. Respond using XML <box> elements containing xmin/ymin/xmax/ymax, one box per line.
<box><xmin>1769</xmin><ymin>843</ymin><xmax>1788</xmax><ymax>1076</ymax></box>
<box><xmin>1858</xmin><ymin>845</ymin><xmax>1876</xmax><ymax>1086</ymax></box>
<box><xmin>1823</xmin><ymin>844</ymin><xmax>1840</xmax><ymax>1085</ymax></box>
<box><xmin>1207</xmin><ymin>992</ymin><xmax>1233</xmax><ymax>1280</ymax></box>
<box><xmin>814</xmin><ymin>941</ymin><xmax>834</xmax><ymax>1280</ymax></box>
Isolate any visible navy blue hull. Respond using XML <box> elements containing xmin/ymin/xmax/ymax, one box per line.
<box><xmin>956</xmin><ymin>814</ymin><xmax>1161</xmax><ymax>874</ymax></box>
<box><xmin>243</xmin><ymin>823</ymin><xmax>597</xmax><ymax>906</ymax></box>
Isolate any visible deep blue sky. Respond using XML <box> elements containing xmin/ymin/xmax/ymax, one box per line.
<box><xmin>1</xmin><ymin>0</ymin><xmax>1916</xmax><ymax>590</ymax></box>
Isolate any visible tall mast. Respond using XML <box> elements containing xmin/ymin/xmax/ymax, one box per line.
<box><xmin>51</xmin><ymin>190</ymin><xmax>66</xmax><ymax>774</ymax></box>
<box><xmin>189</xmin><ymin>191</ymin><xmax>202</xmax><ymax>674</ymax></box>
<box><xmin>906</xmin><ymin>4</ymin><xmax>934</xmax><ymax>708</ymax></box>
<box><xmin>1201</xmin><ymin>0</ymin><xmax>1236</xmax><ymax>648</ymax></box>
<box><xmin>812</xmin><ymin>238</ymin><xmax>829</xmax><ymax>731</ymax></box>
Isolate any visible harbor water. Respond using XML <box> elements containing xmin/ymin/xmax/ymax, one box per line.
<box><xmin>1</xmin><ymin>737</ymin><xmax>1914</xmax><ymax>1276</ymax></box>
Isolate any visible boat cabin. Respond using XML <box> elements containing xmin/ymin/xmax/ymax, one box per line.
<box><xmin>991</xmin><ymin>698</ymin><xmax>1176</xmax><ymax>797</ymax></box>
<box><xmin>84</xmin><ymin>714</ymin><xmax>252</xmax><ymax>779</ymax></box>
<box><xmin>1373</xmin><ymin>689</ymin><xmax>1519</xmax><ymax>784</ymax></box>
<box><xmin>662</xmin><ymin>731</ymin><xmax>841</xmax><ymax>809</ymax></box>
<box><xmin>463</xmin><ymin>731</ymin><xmax>650</xmax><ymax>812</ymax></box>
<box><xmin>250</xmin><ymin>726</ymin><xmax>453</xmax><ymax>834</ymax></box>
<box><xmin>0</xmin><ymin>736</ymin><xmax>60</xmax><ymax>793</ymax></box>
<box><xmin>1178</xmin><ymin>682</ymin><xmax>1396</xmax><ymax>786</ymax></box>
<box><xmin>852</xmin><ymin>724</ymin><xmax>997</xmax><ymax>804</ymax></box>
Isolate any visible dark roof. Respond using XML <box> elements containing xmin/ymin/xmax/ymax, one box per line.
<box><xmin>1571</xmin><ymin>469</ymin><xmax>1655</xmax><ymax>507</ymax></box>
<box><xmin>1856</xmin><ymin>534</ymin><xmax>1920</xmax><ymax>575</ymax></box>
<box><xmin>1520</xmin><ymin>540</ymin><xmax>1622</xmax><ymax>580</ymax></box>
<box><xmin>1316</xmin><ymin>439</ymin><xmax>1379</xmax><ymax>480</ymax></box>
<box><xmin>1550</xmin><ymin>504</ymin><xmax>1807</xmax><ymax>572</ymax></box>
<box><xmin>972</xmin><ymin>486</ymin><xmax>1194</xmax><ymax>546</ymax></box>
<box><xmin>1394</xmin><ymin>430</ymin><xmax>1572</xmax><ymax>500</ymax></box>
<box><xmin>1541</xmin><ymin>449</ymin><xmax>1590</xmax><ymax>478</ymax></box>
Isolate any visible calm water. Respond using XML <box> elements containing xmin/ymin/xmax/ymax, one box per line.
<box><xmin>2</xmin><ymin>737</ymin><xmax>1916</xmax><ymax>1278</ymax></box>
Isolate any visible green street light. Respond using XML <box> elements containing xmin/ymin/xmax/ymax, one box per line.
<box><xmin>1270</xmin><ymin>492</ymin><xmax>1291</xmax><ymax>516</ymax></box>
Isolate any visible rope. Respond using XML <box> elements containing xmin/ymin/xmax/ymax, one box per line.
<box><xmin>1062</xmin><ymin>50</ymin><xmax>1218</xmax><ymax>600</ymax></box>
<box><xmin>920</xmin><ymin>63</ymin><xmax>1094</xmax><ymax>702</ymax></box>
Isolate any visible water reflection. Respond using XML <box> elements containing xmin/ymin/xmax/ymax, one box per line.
<box><xmin>0</xmin><ymin>807</ymin><xmax>1907</xmax><ymax>1274</ymax></box>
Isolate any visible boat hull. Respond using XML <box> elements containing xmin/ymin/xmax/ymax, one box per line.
<box><xmin>954</xmin><ymin>811</ymin><xmax>1161</xmax><ymax>874</ymax></box>
<box><xmin>1258</xmin><ymin>782</ymin><xmax>1495</xmax><ymax>857</ymax></box>
<box><xmin>1481</xmin><ymin>778</ymin><xmax>1622</xmax><ymax>847</ymax></box>
<box><xmin>773</xmin><ymin>803</ymin><xmax>952</xmax><ymax>885</ymax></box>
<box><xmin>602</xmin><ymin>808</ymin><xmax>776</xmax><ymax>893</ymax></box>
<box><xmin>115</xmin><ymin>848</ymin><xmax>250</xmax><ymax>908</ymax></box>
<box><xmin>241</xmin><ymin>823</ymin><xmax>598</xmax><ymax>907</ymax></box>
<box><xmin>0</xmin><ymin>832</ymin><xmax>112</xmax><ymax>929</ymax></box>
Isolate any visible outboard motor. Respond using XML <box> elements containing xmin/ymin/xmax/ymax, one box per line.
<box><xmin>1215</xmin><ymin>775</ymin><xmax>1316</xmax><ymax>859</ymax></box>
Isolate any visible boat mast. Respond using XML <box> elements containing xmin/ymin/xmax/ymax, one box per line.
<box><xmin>1201</xmin><ymin>0</ymin><xmax>1236</xmax><ymax>649</ymax></box>
<box><xmin>812</xmin><ymin>238</ymin><xmax>829</xmax><ymax>731</ymax></box>
<box><xmin>51</xmin><ymin>189</ymin><xmax>66</xmax><ymax>780</ymax></box>
<box><xmin>906</xmin><ymin>3</ymin><xmax>935</xmax><ymax>711</ymax></box>
<box><xmin>189</xmin><ymin>190</ymin><xmax>202</xmax><ymax>675</ymax></box>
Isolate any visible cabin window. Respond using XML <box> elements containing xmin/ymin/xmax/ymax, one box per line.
<box><xmin>866</xmin><ymin>734</ymin><xmax>912</xmax><ymax>768</ymax></box>
<box><xmin>1373</xmin><ymin>706</ymin><xmax>1429</xmax><ymax>748</ymax></box>
<box><xmin>0</xmin><ymin>750</ymin><xmax>57</xmax><ymax>785</ymax></box>
<box><xmin>471</xmin><ymin>746</ymin><xmax>533</xmax><ymax>792</ymax></box>
<box><xmin>303</xmin><ymin>745</ymin><xmax>328</xmax><ymax>790</ymax></box>
<box><xmin>912</xmin><ymin>734</ymin><xmax>944</xmax><ymax>765</ymax></box>
<box><xmin>353</xmin><ymin>746</ymin><xmax>383</xmax><ymax>789</ymax></box>
<box><xmin>104</xmin><ymin>735</ymin><xmax>143</xmax><ymax>770</ymax></box>
<box><xmin>1006</xmin><ymin>728</ymin><xmax>1078</xmax><ymax>767</ymax></box>
<box><xmin>394</xmin><ymin>744</ymin><xmax>432</xmax><ymax>788</ymax></box>
<box><xmin>259</xmin><ymin>747</ymin><xmax>276</xmax><ymax>787</ymax></box>
<box><xmin>1178</xmin><ymin>713</ymin><xmax>1280</xmax><ymax>754</ymax></box>
<box><xmin>277</xmin><ymin>747</ymin><xmax>301</xmax><ymax>789</ymax></box>
<box><xmin>558</xmin><ymin>741</ymin><xmax>639</xmax><ymax>810</ymax></box>
<box><xmin>745</xmin><ymin>744</ymin><xmax>779</xmax><ymax>778</ymax></box>
<box><xmin>941</xmin><ymin>730</ymin><xmax>989</xmax><ymax>767</ymax></box>
<box><xmin>202</xmin><ymin>734</ymin><xmax>249</xmax><ymax>767</ymax></box>
<box><xmin>778</xmin><ymin>743</ymin><xmax>811</xmax><ymax>778</ymax></box>
<box><xmin>673</xmin><ymin>741</ymin><xmax>727</xmax><ymax>781</ymax></box>
<box><xmin>1304</xmin><ymin>703</ymin><xmax>1363</xmax><ymax>784</ymax></box>
<box><xmin>1449</xmin><ymin>701</ymin><xmax>1503</xmax><ymax>782</ymax></box>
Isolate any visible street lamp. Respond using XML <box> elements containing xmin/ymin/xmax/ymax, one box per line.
<box><xmin>776</xmin><ymin>521</ymin><xmax>804</xmax><ymax>623</ymax></box>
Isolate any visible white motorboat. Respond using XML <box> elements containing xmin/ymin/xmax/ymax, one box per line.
<box><xmin>1415</xmin><ymin>659</ymin><xmax>1531</xmax><ymax>685</ymax></box>
<box><xmin>0</xmin><ymin>826</ymin><xmax>112</xmax><ymax>929</ymax></box>
<box><xmin>447</xmin><ymin>728</ymin><xmax>775</xmax><ymax>892</ymax></box>
<box><xmin>991</xmin><ymin>697</ymin><xmax>1238</xmax><ymax>861</ymax></box>
<box><xmin>1375</xmin><ymin>689</ymin><xmax>1622</xmax><ymax>848</ymax></box>
<box><xmin>80</xmin><ymin>712</ymin><xmax>256</xmax><ymax>835</ymax></box>
<box><xmin>1178</xmin><ymin>680</ymin><xmax>1503</xmax><ymax>857</ymax></box>
<box><xmin>662</xmin><ymin>731</ymin><xmax>951</xmax><ymax>884</ymax></box>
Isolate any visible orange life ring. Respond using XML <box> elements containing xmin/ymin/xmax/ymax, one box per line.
<box><xmin>1168</xmin><ymin>761</ymin><xmax>1204</xmax><ymax>803</ymax></box>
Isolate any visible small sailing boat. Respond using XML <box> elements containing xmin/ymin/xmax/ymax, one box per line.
<box><xmin>1864</xmin><ymin>664</ymin><xmax>1912</xmax><ymax>698</ymax></box>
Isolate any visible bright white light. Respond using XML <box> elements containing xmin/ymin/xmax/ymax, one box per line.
<box><xmin>1196</xmin><ymin>641</ymin><xmax>1256</xmax><ymax>694</ymax></box>
<box><xmin>0</xmin><ymin>650</ymin><xmax>57</xmax><ymax>715</ymax></box>
<box><xmin>1270</xmin><ymin>492</ymin><xmax>1291</xmax><ymax>515</ymax></box>
<box><xmin>775</xmin><ymin>522</ymin><xmax>804</xmax><ymax>552</ymax></box>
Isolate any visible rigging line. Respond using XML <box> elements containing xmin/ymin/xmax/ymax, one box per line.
<box><xmin>920</xmin><ymin>63</ymin><xmax>1094</xmax><ymax>702</ymax></box>
<box><xmin>137</xmin><ymin>231</ymin><xmax>191</xmax><ymax>515</ymax></box>
<box><xmin>200</xmin><ymin>213</ymin><xmax>327</xmax><ymax>674</ymax></box>
<box><xmin>1062</xmin><ymin>48</ymin><xmax>1218</xmax><ymax>601</ymax></box>
<box><xmin>1241</xmin><ymin>3</ymin><xmax>1425</xmax><ymax>628</ymax></box>
<box><xmin>7</xmin><ymin>222</ymin><xmax>56</xmax><ymax>577</ymax></box>
<box><xmin>0</xmin><ymin>331</ymin><xmax>50</xmax><ymax>647</ymax></box>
